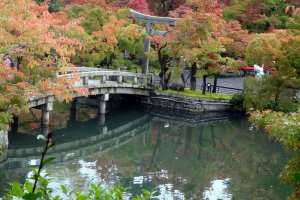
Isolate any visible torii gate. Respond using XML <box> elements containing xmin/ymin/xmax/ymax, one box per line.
<box><xmin>130</xmin><ymin>9</ymin><xmax>178</xmax><ymax>74</ymax></box>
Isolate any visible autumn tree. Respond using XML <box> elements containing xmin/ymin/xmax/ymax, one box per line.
<box><xmin>65</xmin><ymin>5</ymin><xmax>144</xmax><ymax>69</ymax></box>
<box><xmin>168</xmin><ymin>4</ymin><xmax>194</xmax><ymax>18</ymax></box>
<box><xmin>0</xmin><ymin>0</ymin><xmax>87</xmax><ymax>130</ymax></box>
<box><xmin>245</xmin><ymin>33</ymin><xmax>281</xmax><ymax>66</ymax></box>
<box><xmin>148</xmin><ymin>0</ymin><xmax>247</xmax><ymax>93</ymax></box>
<box><xmin>148</xmin><ymin>34</ymin><xmax>174</xmax><ymax>90</ymax></box>
<box><xmin>64</xmin><ymin>4</ymin><xmax>109</xmax><ymax>35</ymax></box>
<box><xmin>63</xmin><ymin>4</ymin><xmax>110</xmax><ymax>66</ymax></box>
<box><xmin>222</xmin><ymin>0</ymin><xmax>292</xmax><ymax>33</ymax></box>
<box><xmin>58</xmin><ymin>0</ymin><xmax>116</xmax><ymax>10</ymax></box>
<box><xmin>221</xmin><ymin>20</ymin><xmax>250</xmax><ymax>59</ymax></box>
<box><xmin>170</xmin><ymin>1</ymin><xmax>225</xmax><ymax>93</ymax></box>
<box><xmin>92</xmin><ymin>15</ymin><xmax>142</xmax><ymax>69</ymax></box>
<box><xmin>148</xmin><ymin>0</ymin><xmax>186</xmax><ymax>16</ymax></box>
<box><xmin>244</xmin><ymin>23</ymin><xmax>299</xmax><ymax>111</ymax></box>
<box><xmin>127</xmin><ymin>0</ymin><xmax>151</xmax><ymax>14</ymax></box>
<box><xmin>147</xmin><ymin>7</ymin><xmax>224</xmax><ymax>92</ymax></box>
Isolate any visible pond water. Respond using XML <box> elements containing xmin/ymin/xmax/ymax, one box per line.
<box><xmin>0</xmin><ymin>101</ymin><xmax>291</xmax><ymax>199</ymax></box>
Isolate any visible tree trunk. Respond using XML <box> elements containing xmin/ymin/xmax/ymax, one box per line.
<box><xmin>164</xmin><ymin>71</ymin><xmax>171</xmax><ymax>90</ymax></box>
<box><xmin>185</xmin><ymin>127</ymin><xmax>193</xmax><ymax>153</ymax></box>
<box><xmin>160</xmin><ymin>67</ymin><xmax>169</xmax><ymax>90</ymax></box>
<box><xmin>212</xmin><ymin>74</ymin><xmax>218</xmax><ymax>93</ymax></box>
<box><xmin>190</xmin><ymin>62</ymin><xmax>197</xmax><ymax>90</ymax></box>
<box><xmin>198</xmin><ymin>126</ymin><xmax>203</xmax><ymax>160</ymax></box>
<box><xmin>11</xmin><ymin>116</ymin><xmax>19</xmax><ymax>133</ymax></box>
<box><xmin>202</xmin><ymin>75</ymin><xmax>207</xmax><ymax>94</ymax></box>
<box><xmin>211</xmin><ymin>125</ymin><xmax>216</xmax><ymax>147</ymax></box>
<box><xmin>148</xmin><ymin>123</ymin><xmax>162</xmax><ymax>170</ymax></box>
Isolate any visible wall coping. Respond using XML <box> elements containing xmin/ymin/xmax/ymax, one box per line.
<box><xmin>152</xmin><ymin>92</ymin><xmax>232</xmax><ymax>103</ymax></box>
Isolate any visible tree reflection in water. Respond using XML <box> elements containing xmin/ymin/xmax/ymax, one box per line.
<box><xmin>0</xmin><ymin>103</ymin><xmax>292</xmax><ymax>199</ymax></box>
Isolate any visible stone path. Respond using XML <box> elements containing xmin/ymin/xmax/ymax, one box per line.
<box><xmin>196</xmin><ymin>77</ymin><xmax>245</xmax><ymax>90</ymax></box>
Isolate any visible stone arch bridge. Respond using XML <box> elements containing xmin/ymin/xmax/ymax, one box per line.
<box><xmin>27</xmin><ymin>67</ymin><xmax>155</xmax><ymax>125</ymax></box>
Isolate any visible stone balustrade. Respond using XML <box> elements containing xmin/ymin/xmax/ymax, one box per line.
<box><xmin>58</xmin><ymin>68</ymin><xmax>154</xmax><ymax>86</ymax></box>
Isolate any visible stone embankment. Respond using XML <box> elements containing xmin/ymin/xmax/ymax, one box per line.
<box><xmin>145</xmin><ymin>92</ymin><xmax>236</xmax><ymax>113</ymax></box>
<box><xmin>0</xmin><ymin>130</ymin><xmax>8</xmax><ymax>163</ymax></box>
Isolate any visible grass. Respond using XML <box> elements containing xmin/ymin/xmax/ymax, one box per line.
<box><xmin>155</xmin><ymin>89</ymin><xmax>233</xmax><ymax>100</ymax></box>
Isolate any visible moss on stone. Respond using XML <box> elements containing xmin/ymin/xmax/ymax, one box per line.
<box><xmin>155</xmin><ymin>89</ymin><xmax>233</xmax><ymax>100</ymax></box>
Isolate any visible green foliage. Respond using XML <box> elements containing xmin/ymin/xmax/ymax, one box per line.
<box><xmin>132</xmin><ymin>188</ymin><xmax>159</xmax><ymax>200</ymax></box>
<box><xmin>169</xmin><ymin>65</ymin><xmax>182</xmax><ymax>84</ymax></box>
<box><xmin>276</xmin><ymin>87</ymin><xmax>300</xmax><ymax>112</ymax></box>
<box><xmin>48</xmin><ymin>2</ymin><xmax>65</xmax><ymax>13</ymax></box>
<box><xmin>287</xmin><ymin>15</ymin><xmax>300</xmax><ymax>35</ymax></box>
<box><xmin>247</xmin><ymin>16</ymin><xmax>271</xmax><ymax>33</ymax></box>
<box><xmin>3</xmin><ymin>176</ymin><xmax>130</xmax><ymax>200</ymax></box>
<box><xmin>64</xmin><ymin>4</ymin><xmax>108</xmax><ymax>35</ymax></box>
<box><xmin>64</xmin><ymin>5</ymin><xmax>144</xmax><ymax>68</ymax></box>
<box><xmin>222</xmin><ymin>0</ymin><xmax>291</xmax><ymax>32</ymax></box>
<box><xmin>249</xmin><ymin>111</ymin><xmax>300</xmax><ymax>151</ymax></box>
<box><xmin>35</xmin><ymin>0</ymin><xmax>65</xmax><ymax>12</ymax></box>
<box><xmin>277</xmin><ymin>37</ymin><xmax>300</xmax><ymax>79</ymax></box>
<box><xmin>3</xmin><ymin>170</ymin><xmax>158</xmax><ymax>199</ymax></box>
<box><xmin>2</xmin><ymin>131</ymin><xmax>157</xmax><ymax>200</ymax></box>
<box><xmin>245</xmin><ymin>33</ymin><xmax>281</xmax><ymax>66</ymax></box>
<box><xmin>0</xmin><ymin>112</ymin><xmax>13</xmax><ymax>131</ymax></box>
<box><xmin>243</xmin><ymin>77</ymin><xmax>274</xmax><ymax>110</ymax></box>
<box><xmin>244</xmin><ymin>20</ymin><xmax>299</xmax><ymax>111</ymax></box>
<box><xmin>222</xmin><ymin>2</ymin><xmax>247</xmax><ymax>21</ymax></box>
<box><xmin>243</xmin><ymin>76</ymin><xmax>298</xmax><ymax>112</ymax></box>
<box><xmin>230</xmin><ymin>93</ymin><xmax>244</xmax><ymax>106</ymax></box>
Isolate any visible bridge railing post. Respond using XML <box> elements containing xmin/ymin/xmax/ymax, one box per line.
<box><xmin>117</xmin><ymin>75</ymin><xmax>123</xmax><ymax>83</ymax></box>
<box><xmin>147</xmin><ymin>74</ymin><xmax>152</xmax><ymax>86</ymax></box>
<box><xmin>133</xmin><ymin>76</ymin><xmax>138</xmax><ymax>84</ymax></box>
<box><xmin>82</xmin><ymin>76</ymin><xmax>89</xmax><ymax>85</ymax></box>
<box><xmin>101</xmin><ymin>75</ymin><xmax>106</xmax><ymax>84</ymax></box>
<box><xmin>142</xmin><ymin>75</ymin><xmax>147</xmax><ymax>85</ymax></box>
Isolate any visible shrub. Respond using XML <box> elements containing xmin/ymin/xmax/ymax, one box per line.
<box><xmin>230</xmin><ymin>93</ymin><xmax>244</xmax><ymax>106</ymax></box>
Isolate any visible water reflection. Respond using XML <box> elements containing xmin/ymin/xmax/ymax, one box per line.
<box><xmin>203</xmin><ymin>179</ymin><xmax>231</xmax><ymax>200</ymax></box>
<box><xmin>0</xmin><ymin>102</ymin><xmax>291</xmax><ymax>199</ymax></box>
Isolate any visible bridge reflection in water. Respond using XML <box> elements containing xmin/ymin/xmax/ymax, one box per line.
<box><xmin>0</xmin><ymin>103</ymin><xmax>291</xmax><ymax>199</ymax></box>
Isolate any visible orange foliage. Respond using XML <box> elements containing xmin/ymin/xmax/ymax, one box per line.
<box><xmin>0</xmin><ymin>0</ymin><xmax>88</xmax><ymax>127</ymax></box>
<box><xmin>58</xmin><ymin>0</ymin><xmax>117</xmax><ymax>10</ymax></box>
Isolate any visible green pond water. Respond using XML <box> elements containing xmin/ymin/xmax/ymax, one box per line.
<box><xmin>0</xmin><ymin>101</ymin><xmax>291</xmax><ymax>199</ymax></box>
